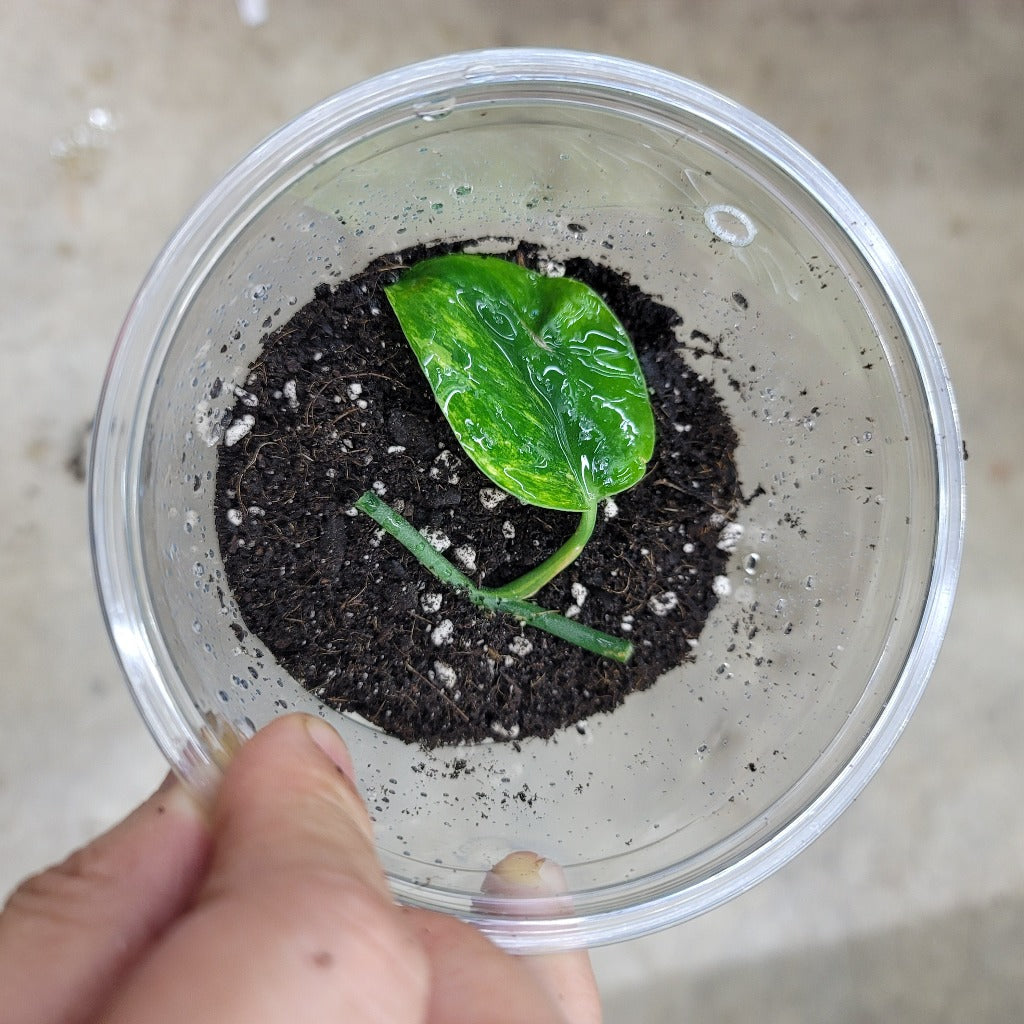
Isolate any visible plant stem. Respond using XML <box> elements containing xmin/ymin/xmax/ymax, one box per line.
<box><xmin>486</xmin><ymin>502</ymin><xmax>598</xmax><ymax>600</ymax></box>
<box><xmin>355</xmin><ymin>491</ymin><xmax>632</xmax><ymax>663</ymax></box>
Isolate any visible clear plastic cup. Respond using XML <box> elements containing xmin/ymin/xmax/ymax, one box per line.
<box><xmin>90</xmin><ymin>49</ymin><xmax>964</xmax><ymax>951</ymax></box>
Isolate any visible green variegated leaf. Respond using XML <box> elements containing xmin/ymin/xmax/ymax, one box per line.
<box><xmin>384</xmin><ymin>253</ymin><xmax>655</xmax><ymax>512</ymax></box>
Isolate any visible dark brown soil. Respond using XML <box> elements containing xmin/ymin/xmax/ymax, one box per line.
<box><xmin>215</xmin><ymin>240</ymin><xmax>742</xmax><ymax>747</ymax></box>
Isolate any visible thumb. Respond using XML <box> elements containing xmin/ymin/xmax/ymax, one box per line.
<box><xmin>101</xmin><ymin>715</ymin><xmax>428</xmax><ymax>1024</ymax></box>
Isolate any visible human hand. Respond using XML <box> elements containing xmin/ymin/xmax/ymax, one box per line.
<box><xmin>0</xmin><ymin>715</ymin><xmax>601</xmax><ymax>1023</ymax></box>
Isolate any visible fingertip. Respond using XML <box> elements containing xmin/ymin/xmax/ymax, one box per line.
<box><xmin>480</xmin><ymin>852</ymin><xmax>603</xmax><ymax>1024</ymax></box>
<box><xmin>479</xmin><ymin>851</ymin><xmax>573</xmax><ymax>923</ymax></box>
<box><xmin>302</xmin><ymin>715</ymin><xmax>358</xmax><ymax>783</ymax></box>
<box><xmin>202</xmin><ymin>713</ymin><xmax>384</xmax><ymax>897</ymax></box>
<box><xmin>482</xmin><ymin>851</ymin><xmax>568</xmax><ymax>900</ymax></box>
<box><xmin>216</xmin><ymin>713</ymin><xmax>362</xmax><ymax>812</ymax></box>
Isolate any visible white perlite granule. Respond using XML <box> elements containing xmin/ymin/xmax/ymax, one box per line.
<box><xmin>224</xmin><ymin>415</ymin><xmax>255</xmax><ymax>447</ymax></box>
<box><xmin>195</xmin><ymin>401</ymin><xmax>222</xmax><ymax>446</ymax></box>
<box><xmin>508</xmin><ymin>635</ymin><xmax>533</xmax><ymax>657</ymax></box>
<box><xmin>647</xmin><ymin>590</ymin><xmax>679</xmax><ymax>616</ymax></box>
<box><xmin>490</xmin><ymin>722</ymin><xmax>521</xmax><ymax>739</ymax></box>
<box><xmin>501</xmin><ymin>520</ymin><xmax>516</xmax><ymax>540</ymax></box>
<box><xmin>603</xmin><ymin>497</ymin><xmax>619</xmax><ymax>520</ymax></box>
<box><xmin>433</xmin><ymin>661</ymin><xmax>457</xmax><ymax>689</ymax></box>
<box><xmin>430</xmin><ymin>449</ymin><xmax>461</xmax><ymax>484</ymax></box>
<box><xmin>430</xmin><ymin>619</ymin><xmax>455</xmax><ymax>646</ymax></box>
<box><xmin>712</xmin><ymin>575</ymin><xmax>732</xmax><ymax>597</ymax></box>
<box><xmin>420</xmin><ymin>592</ymin><xmax>443</xmax><ymax>613</ymax></box>
<box><xmin>282</xmin><ymin>379</ymin><xmax>298</xmax><ymax>410</ymax></box>
<box><xmin>566</xmin><ymin>580</ymin><xmax>589</xmax><ymax>618</ymax></box>
<box><xmin>479</xmin><ymin>487</ymin><xmax>510</xmax><ymax>510</ymax></box>
<box><xmin>419</xmin><ymin>527</ymin><xmax>451</xmax><ymax>553</ymax></box>
<box><xmin>226</xmin><ymin>508</ymin><xmax>244</xmax><ymax>526</ymax></box>
<box><xmin>453</xmin><ymin>545</ymin><xmax>477</xmax><ymax>572</ymax></box>
<box><xmin>346</xmin><ymin>382</ymin><xmax>363</xmax><ymax>400</ymax></box>
<box><xmin>233</xmin><ymin>385</ymin><xmax>259</xmax><ymax>408</ymax></box>
<box><xmin>716</xmin><ymin>522</ymin><xmax>744</xmax><ymax>553</ymax></box>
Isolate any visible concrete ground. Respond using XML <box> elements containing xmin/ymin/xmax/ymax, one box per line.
<box><xmin>2</xmin><ymin>1</ymin><xmax>1022</xmax><ymax>1020</ymax></box>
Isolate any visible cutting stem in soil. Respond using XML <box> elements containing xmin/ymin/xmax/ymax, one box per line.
<box><xmin>355</xmin><ymin>491</ymin><xmax>632</xmax><ymax>663</ymax></box>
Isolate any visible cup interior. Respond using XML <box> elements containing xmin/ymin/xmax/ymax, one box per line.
<box><xmin>92</xmin><ymin>50</ymin><xmax>963</xmax><ymax>949</ymax></box>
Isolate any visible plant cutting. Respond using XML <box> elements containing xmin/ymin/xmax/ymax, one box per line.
<box><xmin>214</xmin><ymin>240</ymin><xmax>742</xmax><ymax>746</ymax></box>
<box><xmin>355</xmin><ymin>253</ymin><xmax>656</xmax><ymax>663</ymax></box>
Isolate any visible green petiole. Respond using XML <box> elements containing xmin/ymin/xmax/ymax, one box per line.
<box><xmin>355</xmin><ymin>491</ymin><xmax>632</xmax><ymax>664</ymax></box>
<box><xmin>485</xmin><ymin>502</ymin><xmax>598</xmax><ymax>601</ymax></box>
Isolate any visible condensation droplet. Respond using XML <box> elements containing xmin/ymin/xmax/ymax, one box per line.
<box><xmin>704</xmin><ymin>203</ymin><xmax>757</xmax><ymax>247</ymax></box>
<box><xmin>414</xmin><ymin>95</ymin><xmax>455</xmax><ymax>121</ymax></box>
<box><xmin>464</xmin><ymin>63</ymin><xmax>499</xmax><ymax>83</ymax></box>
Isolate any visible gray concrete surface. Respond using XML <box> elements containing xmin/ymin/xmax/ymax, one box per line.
<box><xmin>2</xmin><ymin>2</ymin><xmax>1022</xmax><ymax>1019</ymax></box>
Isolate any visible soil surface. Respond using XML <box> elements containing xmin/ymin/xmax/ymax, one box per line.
<box><xmin>215</xmin><ymin>240</ymin><xmax>742</xmax><ymax>747</ymax></box>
